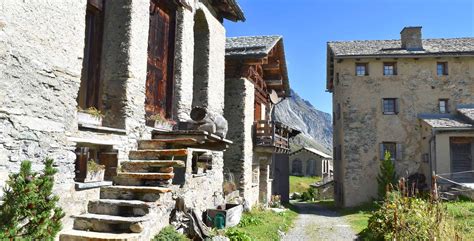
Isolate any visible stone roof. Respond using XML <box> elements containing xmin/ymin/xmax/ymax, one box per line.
<box><xmin>292</xmin><ymin>147</ymin><xmax>333</xmax><ymax>159</ymax></box>
<box><xmin>226</xmin><ymin>35</ymin><xmax>282</xmax><ymax>58</ymax></box>
<box><xmin>419</xmin><ymin>114</ymin><xmax>474</xmax><ymax>129</ymax></box>
<box><xmin>328</xmin><ymin>38</ymin><xmax>474</xmax><ymax>58</ymax></box>
<box><xmin>210</xmin><ymin>0</ymin><xmax>245</xmax><ymax>22</ymax></box>
<box><xmin>458</xmin><ymin>105</ymin><xmax>474</xmax><ymax>122</ymax></box>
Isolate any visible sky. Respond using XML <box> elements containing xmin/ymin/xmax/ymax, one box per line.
<box><xmin>224</xmin><ymin>0</ymin><xmax>474</xmax><ymax>114</ymax></box>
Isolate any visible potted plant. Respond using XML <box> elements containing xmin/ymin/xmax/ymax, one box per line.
<box><xmin>196</xmin><ymin>162</ymin><xmax>207</xmax><ymax>174</ymax></box>
<box><xmin>77</xmin><ymin>107</ymin><xmax>104</xmax><ymax>126</ymax></box>
<box><xmin>84</xmin><ymin>159</ymin><xmax>105</xmax><ymax>183</ymax></box>
<box><xmin>147</xmin><ymin>112</ymin><xmax>176</xmax><ymax>131</ymax></box>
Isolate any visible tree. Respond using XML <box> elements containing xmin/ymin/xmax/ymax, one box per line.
<box><xmin>376</xmin><ymin>151</ymin><xmax>397</xmax><ymax>199</ymax></box>
<box><xmin>0</xmin><ymin>159</ymin><xmax>65</xmax><ymax>239</ymax></box>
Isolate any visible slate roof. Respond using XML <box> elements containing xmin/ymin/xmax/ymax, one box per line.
<box><xmin>226</xmin><ymin>35</ymin><xmax>282</xmax><ymax>58</ymax></box>
<box><xmin>458</xmin><ymin>105</ymin><xmax>474</xmax><ymax>122</ymax></box>
<box><xmin>328</xmin><ymin>38</ymin><xmax>474</xmax><ymax>58</ymax></box>
<box><xmin>291</xmin><ymin>147</ymin><xmax>333</xmax><ymax>159</ymax></box>
<box><xmin>419</xmin><ymin>114</ymin><xmax>474</xmax><ymax>129</ymax></box>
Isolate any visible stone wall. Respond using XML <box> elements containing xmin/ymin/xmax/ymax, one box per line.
<box><xmin>332</xmin><ymin>57</ymin><xmax>474</xmax><ymax>207</ymax></box>
<box><xmin>223</xmin><ymin>78</ymin><xmax>259</xmax><ymax>207</ymax></box>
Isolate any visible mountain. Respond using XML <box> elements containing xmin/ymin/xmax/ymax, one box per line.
<box><xmin>274</xmin><ymin>89</ymin><xmax>333</xmax><ymax>154</ymax></box>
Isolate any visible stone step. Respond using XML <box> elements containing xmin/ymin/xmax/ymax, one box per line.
<box><xmin>129</xmin><ymin>149</ymin><xmax>188</xmax><ymax>160</ymax></box>
<box><xmin>117</xmin><ymin>172</ymin><xmax>174</xmax><ymax>180</ymax></box>
<box><xmin>138</xmin><ymin>138</ymin><xmax>200</xmax><ymax>150</ymax></box>
<box><xmin>100</xmin><ymin>186</ymin><xmax>171</xmax><ymax>202</ymax></box>
<box><xmin>88</xmin><ymin>199</ymin><xmax>151</xmax><ymax>217</ymax></box>
<box><xmin>121</xmin><ymin>160</ymin><xmax>184</xmax><ymax>172</ymax></box>
<box><xmin>73</xmin><ymin>213</ymin><xmax>149</xmax><ymax>233</ymax></box>
<box><xmin>60</xmin><ymin>230</ymin><xmax>140</xmax><ymax>241</ymax></box>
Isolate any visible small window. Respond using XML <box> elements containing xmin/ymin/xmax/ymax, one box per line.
<box><xmin>437</xmin><ymin>62</ymin><xmax>448</xmax><ymax>76</ymax></box>
<box><xmin>356</xmin><ymin>63</ymin><xmax>368</xmax><ymax>76</ymax></box>
<box><xmin>381</xmin><ymin>142</ymin><xmax>396</xmax><ymax>161</ymax></box>
<box><xmin>383</xmin><ymin>62</ymin><xmax>397</xmax><ymax>76</ymax></box>
<box><xmin>383</xmin><ymin>98</ymin><xmax>398</xmax><ymax>115</ymax></box>
<box><xmin>439</xmin><ymin>99</ymin><xmax>449</xmax><ymax>113</ymax></box>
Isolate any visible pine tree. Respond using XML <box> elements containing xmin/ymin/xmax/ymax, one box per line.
<box><xmin>376</xmin><ymin>151</ymin><xmax>397</xmax><ymax>199</ymax></box>
<box><xmin>0</xmin><ymin>159</ymin><xmax>65</xmax><ymax>239</ymax></box>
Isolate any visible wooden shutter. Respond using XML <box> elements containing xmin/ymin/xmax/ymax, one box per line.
<box><xmin>381</xmin><ymin>99</ymin><xmax>385</xmax><ymax>114</ymax></box>
<box><xmin>98</xmin><ymin>151</ymin><xmax>118</xmax><ymax>181</ymax></box>
<box><xmin>75</xmin><ymin>147</ymin><xmax>89</xmax><ymax>182</ymax></box>
<box><xmin>395</xmin><ymin>99</ymin><xmax>400</xmax><ymax>114</ymax></box>
<box><xmin>379</xmin><ymin>143</ymin><xmax>385</xmax><ymax>160</ymax></box>
<box><xmin>396</xmin><ymin>143</ymin><xmax>403</xmax><ymax>161</ymax></box>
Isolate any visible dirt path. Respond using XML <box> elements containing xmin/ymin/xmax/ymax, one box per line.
<box><xmin>282</xmin><ymin>202</ymin><xmax>357</xmax><ymax>241</ymax></box>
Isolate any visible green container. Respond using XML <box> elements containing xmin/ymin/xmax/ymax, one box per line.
<box><xmin>214</xmin><ymin>213</ymin><xmax>226</xmax><ymax>229</ymax></box>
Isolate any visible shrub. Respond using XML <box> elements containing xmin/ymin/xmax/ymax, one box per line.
<box><xmin>238</xmin><ymin>215</ymin><xmax>262</xmax><ymax>228</ymax></box>
<box><xmin>0</xmin><ymin>159</ymin><xmax>65</xmax><ymax>239</ymax></box>
<box><xmin>300</xmin><ymin>187</ymin><xmax>317</xmax><ymax>202</ymax></box>
<box><xmin>225</xmin><ymin>228</ymin><xmax>253</xmax><ymax>241</ymax></box>
<box><xmin>153</xmin><ymin>226</ymin><xmax>189</xmax><ymax>241</ymax></box>
<box><xmin>361</xmin><ymin>191</ymin><xmax>460</xmax><ymax>240</ymax></box>
<box><xmin>376</xmin><ymin>151</ymin><xmax>397</xmax><ymax>199</ymax></box>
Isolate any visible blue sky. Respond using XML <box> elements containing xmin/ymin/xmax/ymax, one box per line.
<box><xmin>224</xmin><ymin>0</ymin><xmax>474</xmax><ymax>114</ymax></box>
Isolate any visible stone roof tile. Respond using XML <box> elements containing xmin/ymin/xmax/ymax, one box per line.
<box><xmin>419</xmin><ymin>114</ymin><xmax>473</xmax><ymax>129</ymax></box>
<box><xmin>226</xmin><ymin>35</ymin><xmax>282</xmax><ymax>58</ymax></box>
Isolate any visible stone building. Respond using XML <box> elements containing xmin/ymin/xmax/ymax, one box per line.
<box><xmin>289</xmin><ymin>147</ymin><xmax>333</xmax><ymax>178</ymax></box>
<box><xmin>327</xmin><ymin>26</ymin><xmax>474</xmax><ymax>207</ymax></box>
<box><xmin>224</xmin><ymin>36</ymin><xmax>297</xmax><ymax>206</ymax></box>
<box><xmin>0</xmin><ymin>0</ymin><xmax>244</xmax><ymax>239</ymax></box>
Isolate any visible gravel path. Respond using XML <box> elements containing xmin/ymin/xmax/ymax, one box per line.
<box><xmin>282</xmin><ymin>202</ymin><xmax>357</xmax><ymax>241</ymax></box>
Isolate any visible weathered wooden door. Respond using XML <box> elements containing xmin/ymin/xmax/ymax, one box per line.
<box><xmin>145</xmin><ymin>0</ymin><xmax>176</xmax><ymax>122</ymax></box>
<box><xmin>450</xmin><ymin>138</ymin><xmax>473</xmax><ymax>182</ymax></box>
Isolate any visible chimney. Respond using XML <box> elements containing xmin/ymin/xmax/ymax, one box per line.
<box><xmin>400</xmin><ymin>26</ymin><xmax>423</xmax><ymax>50</ymax></box>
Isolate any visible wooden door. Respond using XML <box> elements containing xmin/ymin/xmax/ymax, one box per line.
<box><xmin>98</xmin><ymin>151</ymin><xmax>118</xmax><ymax>181</ymax></box>
<box><xmin>145</xmin><ymin>0</ymin><xmax>176</xmax><ymax>122</ymax></box>
<box><xmin>451</xmin><ymin>139</ymin><xmax>473</xmax><ymax>182</ymax></box>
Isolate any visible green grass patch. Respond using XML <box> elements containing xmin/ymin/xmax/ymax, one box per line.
<box><xmin>338</xmin><ymin>202</ymin><xmax>379</xmax><ymax>234</ymax></box>
<box><xmin>446</xmin><ymin>197</ymin><xmax>474</xmax><ymax>240</ymax></box>
<box><xmin>226</xmin><ymin>206</ymin><xmax>298</xmax><ymax>241</ymax></box>
<box><xmin>289</xmin><ymin>176</ymin><xmax>321</xmax><ymax>194</ymax></box>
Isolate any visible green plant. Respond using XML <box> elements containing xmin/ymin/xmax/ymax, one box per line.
<box><xmin>78</xmin><ymin>107</ymin><xmax>104</xmax><ymax>119</ymax></box>
<box><xmin>300</xmin><ymin>187</ymin><xmax>317</xmax><ymax>202</ymax></box>
<box><xmin>0</xmin><ymin>159</ymin><xmax>65</xmax><ymax>239</ymax></box>
<box><xmin>238</xmin><ymin>215</ymin><xmax>263</xmax><ymax>228</ymax></box>
<box><xmin>147</xmin><ymin>112</ymin><xmax>176</xmax><ymax>125</ymax></box>
<box><xmin>376</xmin><ymin>151</ymin><xmax>397</xmax><ymax>199</ymax></box>
<box><xmin>87</xmin><ymin>159</ymin><xmax>105</xmax><ymax>172</ymax></box>
<box><xmin>225</xmin><ymin>228</ymin><xmax>253</xmax><ymax>241</ymax></box>
<box><xmin>361</xmin><ymin>191</ymin><xmax>460</xmax><ymax>240</ymax></box>
<box><xmin>153</xmin><ymin>226</ymin><xmax>189</xmax><ymax>241</ymax></box>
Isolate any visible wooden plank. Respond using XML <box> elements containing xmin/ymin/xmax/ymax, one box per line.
<box><xmin>98</xmin><ymin>151</ymin><xmax>118</xmax><ymax>181</ymax></box>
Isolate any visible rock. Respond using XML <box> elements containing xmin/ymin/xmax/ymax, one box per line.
<box><xmin>130</xmin><ymin>222</ymin><xmax>144</xmax><ymax>233</ymax></box>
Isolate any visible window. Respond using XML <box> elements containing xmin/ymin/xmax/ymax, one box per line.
<box><xmin>292</xmin><ymin>159</ymin><xmax>303</xmax><ymax>175</ymax></box>
<box><xmin>355</xmin><ymin>63</ymin><xmax>368</xmax><ymax>76</ymax></box>
<box><xmin>380</xmin><ymin>142</ymin><xmax>403</xmax><ymax>161</ymax></box>
<box><xmin>437</xmin><ymin>62</ymin><xmax>448</xmax><ymax>76</ymax></box>
<box><xmin>78</xmin><ymin>0</ymin><xmax>105</xmax><ymax>110</ymax></box>
<box><xmin>383</xmin><ymin>62</ymin><xmax>397</xmax><ymax>76</ymax></box>
<box><xmin>383</xmin><ymin>98</ymin><xmax>398</xmax><ymax>115</ymax></box>
<box><xmin>439</xmin><ymin>99</ymin><xmax>449</xmax><ymax>113</ymax></box>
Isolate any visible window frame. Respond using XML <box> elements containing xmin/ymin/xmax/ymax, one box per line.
<box><xmin>437</xmin><ymin>62</ymin><xmax>448</xmax><ymax>76</ymax></box>
<box><xmin>383</xmin><ymin>62</ymin><xmax>397</xmax><ymax>76</ymax></box>
<box><xmin>382</xmin><ymin>98</ymin><xmax>398</xmax><ymax>115</ymax></box>
<box><xmin>355</xmin><ymin>63</ymin><xmax>369</xmax><ymax>76</ymax></box>
<box><xmin>439</xmin><ymin>99</ymin><xmax>449</xmax><ymax>113</ymax></box>
<box><xmin>381</xmin><ymin>142</ymin><xmax>397</xmax><ymax>161</ymax></box>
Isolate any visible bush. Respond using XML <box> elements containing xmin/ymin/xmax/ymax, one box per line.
<box><xmin>0</xmin><ymin>159</ymin><xmax>65</xmax><ymax>239</ymax></box>
<box><xmin>153</xmin><ymin>226</ymin><xmax>189</xmax><ymax>241</ymax></box>
<box><xmin>377</xmin><ymin>151</ymin><xmax>397</xmax><ymax>199</ymax></box>
<box><xmin>225</xmin><ymin>228</ymin><xmax>253</xmax><ymax>241</ymax></box>
<box><xmin>238</xmin><ymin>215</ymin><xmax>262</xmax><ymax>228</ymax></box>
<box><xmin>361</xmin><ymin>191</ymin><xmax>460</xmax><ymax>240</ymax></box>
<box><xmin>300</xmin><ymin>187</ymin><xmax>317</xmax><ymax>202</ymax></box>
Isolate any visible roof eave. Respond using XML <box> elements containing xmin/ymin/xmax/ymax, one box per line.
<box><xmin>212</xmin><ymin>0</ymin><xmax>246</xmax><ymax>22</ymax></box>
<box><xmin>333</xmin><ymin>52</ymin><xmax>474</xmax><ymax>59</ymax></box>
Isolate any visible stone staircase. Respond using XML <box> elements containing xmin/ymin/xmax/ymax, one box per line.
<box><xmin>60</xmin><ymin>138</ymin><xmax>199</xmax><ymax>241</ymax></box>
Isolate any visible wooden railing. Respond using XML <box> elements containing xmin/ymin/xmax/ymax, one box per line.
<box><xmin>254</xmin><ymin>120</ymin><xmax>290</xmax><ymax>150</ymax></box>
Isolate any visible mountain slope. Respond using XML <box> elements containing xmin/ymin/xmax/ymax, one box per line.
<box><xmin>274</xmin><ymin>89</ymin><xmax>333</xmax><ymax>154</ymax></box>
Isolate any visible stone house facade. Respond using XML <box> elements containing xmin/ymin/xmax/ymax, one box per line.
<box><xmin>327</xmin><ymin>27</ymin><xmax>474</xmax><ymax>207</ymax></box>
<box><xmin>289</xmin><ymin>147</ymin><xmax>333</xmax><ymax>178</ymax></box>
<box><xmin>0</xmin><ymin>0</ymin><xmax>245</xmax><ymax>239</ymax></box>
<box><xmin>224</xmin><ymin>36</ymin><xmax>296</xmax><ymax>206</ymax></box>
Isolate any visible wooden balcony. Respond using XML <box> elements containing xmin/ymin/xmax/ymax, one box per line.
<box><xmin>254</xmin><ymin>120</ymin><xmax>292</xmax><ymax>153</ymax></box>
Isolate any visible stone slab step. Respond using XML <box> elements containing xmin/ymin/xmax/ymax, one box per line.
<box><xmin>121</xmin><ymin>160</ymin><xmax>184</xmax><ymax>172</ymax></box>
<box><xmin>60</xmin><ymin>230</ymin><xmax>140</xmax><ymax>241</ymax></box>
<box><xmin>138</xmin><ymin>138</ymin><xmax>201</xmax><ymax>150</ymax></box>
<box><xmin>129</xmin><ymin>149</ymin><xmax>188</xmax><ymax>160</ymax></box>
<box><xmin>101</xmin><ymin>186</ymin><xmax>171</xmax><ymax>202</ymax></box>
<box><xmin>88</xmin><ymin>199</ymin><xmax>151</xmax><ymax>217</ymax></box>
<box><xmin>117</xmin><ymin>172</ymin><xmax>174</xmax><ymax>180</ymax></box>
<box><xmin>73</xmin><ymin>213</ymin><xmax>149</xmax><ymax>233</ymax></box>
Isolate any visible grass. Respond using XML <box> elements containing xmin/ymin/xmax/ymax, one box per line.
<box><xmin>226</xmin><ymin>206</ymin><xmax>298</xmax><ymax>241</ymax></box>
<box><xmin>445</xmin><ymin>197</ymin><xmax>474</xmax><ymax>240</ymax></box>
<box><xmin>289</xmin><ymin>175</ymin><xmax>321</xmax><ymax>194</ymax></box>
<box><xmin>338</xmin><ymin>202</ymin><xmax>379</xmax><ymax>233</ymax></box>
